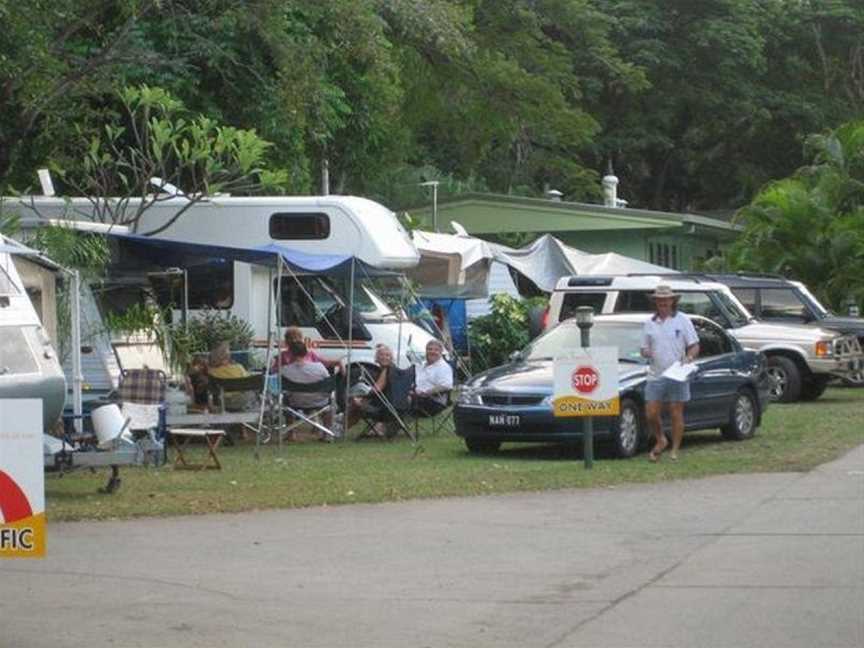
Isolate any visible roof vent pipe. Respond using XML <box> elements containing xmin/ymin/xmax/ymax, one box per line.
<box><xmin>602</xmin><ymin>160</ymin><xmax>618</xmax><ymax>208</ymax></box>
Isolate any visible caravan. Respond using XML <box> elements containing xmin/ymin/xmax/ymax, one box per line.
<box><xmin>14</xmin><ymin>195</ymin><xmax>435</xmax><ymax>372</ymax></box>
<box><xmin>0</xmin><ymin>237</ymin><xmax>66</xmax><ymax>430</ymax></box>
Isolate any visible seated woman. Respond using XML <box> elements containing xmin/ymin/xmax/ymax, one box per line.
<box><xmin>348</xmin><ymin>344</ymin><xmax>415</xmax><ymax>438</ymax></box>
<box><xmin>281</xmin><ymin>341</ymin><xmax>333</xmax><ymax>440</ymax></box>
<box><xmin>207</xmin><ymin>341</ymin><xmax>251</xmax><ymax>411</ymax></box>
<box><xmin>272</xmin><ymin>327</ymin><xmax>342</xmax><ymax>373</ymax></box>
<box><xmin>347</xmin><ymin>344</ymin><xmax>394</xmax><ymax>435</ymax></box>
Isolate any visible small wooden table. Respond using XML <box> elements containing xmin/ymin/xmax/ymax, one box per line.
<box><xmin>169</xmin><ymin>428</ymin><xmax>226</xmax><ymax>470</ymax></box>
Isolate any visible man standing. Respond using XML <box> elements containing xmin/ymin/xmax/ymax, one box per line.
<box><xmin>413</xmin><ymin>340</ymin><xmax>454</xmax><ymax>416</ymax></box>
<box><xmin>640</xmin><ymin>285</ymin><xmax>699</xmax><ymax>461</ymax></box>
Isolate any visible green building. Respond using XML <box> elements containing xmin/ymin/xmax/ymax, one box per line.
<box><xmin>411</xmin><ymin>192</ymin><xmax>740</xmax><ymax>271</ymax></box>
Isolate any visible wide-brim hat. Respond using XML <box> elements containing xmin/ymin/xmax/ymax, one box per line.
<box><xmin>650</xmin><ymin>284</ymin><xmax>680</xmax><ymax>301</ymax></box>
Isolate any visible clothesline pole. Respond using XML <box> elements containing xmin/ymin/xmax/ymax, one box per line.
<box><xmin>275</xmin><ymin>255</ymin><xmax>284</xmax><ymax>449</ymax></box>
<box><xmin>343</xmin><ymin>257</ymin><xmax>355</xmax><ymax>441</ymax></box>
<box><xmin>256</xmin><ymin>264</ymin><xmax>275</xmax><ymax>461</ymax></box>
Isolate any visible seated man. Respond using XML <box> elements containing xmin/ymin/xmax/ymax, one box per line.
<box><xmin>281</xmin><ymin>341</ymin><xmax>333</xmax><ymax>439</ymax></box>
<box><xmin>272</xmin><ymin>327</ymin><xmax>342</xmax><ymax>373</ymax></box>
<box><xmin>412</xmin><ymin>339</ymin><xmax>453</xmax><ymax>416</ymax></box>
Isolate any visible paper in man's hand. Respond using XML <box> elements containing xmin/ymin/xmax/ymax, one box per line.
<box><xmin>662</xmin><ymin>361</ymin><xmax>698</xmax><ymax>382</ymax></box>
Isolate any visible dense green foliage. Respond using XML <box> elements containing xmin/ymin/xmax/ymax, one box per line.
<box><xmin>723</xmin><ymin>121</ymin><xmax>864</xmax><ymax>312</ymax></box>
<box><xmin>468</xmin><ymin>294</ymin><xmax>546</xmax><ymax>371</ymax></box>
<box><xmin>2</xmin><ymin>0</ymin><xmax>863</xmax><ymax>213</ymax></box>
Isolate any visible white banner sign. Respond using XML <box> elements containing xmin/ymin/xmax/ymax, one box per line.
<box><xmin>0</xmin><ymin>399</ymin><xmax>46</xmax><ymax>558</ymax></box>
<box><xmin>552</xmin><ymin>347</ymin><xmax>620</xmax><ymax>417</ymax></box>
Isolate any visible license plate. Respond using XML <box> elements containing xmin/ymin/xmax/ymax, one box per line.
<box><xmin>489</xmin><ymin>414</ymin><xmax>520</xmax><ymax>427</ymax></box>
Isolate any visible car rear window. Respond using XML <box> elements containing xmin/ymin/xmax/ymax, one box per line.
<box><xmin>760</xmin><ymin>288</ymin><xmax>809</xmax><ymax>319</ymax></box>
<box><xmin>613</xmin><ymin>291</ymin><xmax>653</xmax><ymax>313</ymax></box>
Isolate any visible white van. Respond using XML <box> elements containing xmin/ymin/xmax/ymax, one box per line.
<box><xmin>13</xmin><ymin>195</ymin><xmax>435</xmax><ymax>370</ymax></box>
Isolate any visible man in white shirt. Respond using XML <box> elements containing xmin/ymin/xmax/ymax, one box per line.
<box><xmin>413</xmin><ymin>340</ymin><xmax>453</xmax><ymax>416</ymax></box>
<box><xmin>640</xmin><ymin>285</ymin><xmax>700</xmax><ymax>462</ymax></box>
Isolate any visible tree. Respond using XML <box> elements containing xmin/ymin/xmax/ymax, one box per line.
<box><xmin>728</xmin><ymin>121</ymin><xmax>864</xmax><ymax>311</ymax></box>
<box><xmin>0</xmin><ymin>0</ymin><xmax>165</xmax><ymax>187</ymax></box>
<box><xmin>47</xmin><ymin>85</ymin><xmax>287</xmax><ymax>234</ymax></box>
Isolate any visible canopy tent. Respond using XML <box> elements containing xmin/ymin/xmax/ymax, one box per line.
<box><xmin>102</xmin><ymin>232</ymin><xmax>407</xmax><ymax>454</ymax></box>
<box><xmin>106</xmin><ymin>233</ymin><xmax>395</xmax><ymax>278</ymax></box>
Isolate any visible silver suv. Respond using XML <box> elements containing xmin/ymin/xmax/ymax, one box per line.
<box><xmin>547</xmin><ymin>275</ymin><xmax>864</xmax><ymax>402</ymax></box>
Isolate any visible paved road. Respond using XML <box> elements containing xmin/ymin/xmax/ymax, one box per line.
<box><xmin>2</xmin><ymin>446</ymin><xmax>862</xmax><ymax>648</ymax></box>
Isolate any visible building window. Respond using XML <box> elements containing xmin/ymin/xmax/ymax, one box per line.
<box><xmin>648</xmin><ymin>243</ymin><xmax>655</xmax><ymax>264</ymax></box>
<box><xmin>269</xmin><ymin>213</ymin><xmax>330</xmax><ymax>240</ymax></box>
<box><xmin>671</xmin><ymin>245</ymin><xmax>678</xmax><ymax>270</ymax></box>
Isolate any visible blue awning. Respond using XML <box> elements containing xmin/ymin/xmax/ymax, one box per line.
<box><xmin>107</xmin><ymin>233</ymin><xmax>395</xmax><ymax>277</ymax></box>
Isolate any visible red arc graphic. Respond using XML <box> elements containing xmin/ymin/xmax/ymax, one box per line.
<box><xmin>0</xmin><ymin>469</ymin><xmax>33</xmax><ymax>523</ymax></box>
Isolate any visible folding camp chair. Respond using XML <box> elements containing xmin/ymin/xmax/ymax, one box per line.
<box><xmin>356</xmin><ymin>365</ymin><xmax>416</xmax><ymax>441</ymax></box>
<box><xmin>114</xmin><ymin>368</ymin><xmax>168</xmax><ymax>466</ymax></box>
<box><xmin>207</xmin><ymin>373</ymin><xmax>269</xmax><ymax>440</ymax></box>
<box><xmin>280</xmin><ymin>374</ymin><xmax>343</xmax><ymax>441</ymax></box>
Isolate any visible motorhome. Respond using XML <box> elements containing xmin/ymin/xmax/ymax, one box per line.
<box><xmin>13</xmin><ymin>195</ymin><xmax>436</xmax><ymax>371</ymax></box>
<box><xmin>0</xmin><ymin>237</ymin><xmax>66</xmax><ymax>430</ymax></box>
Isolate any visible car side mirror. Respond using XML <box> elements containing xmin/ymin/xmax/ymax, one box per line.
<box><xmin>509</xmin><ymin>350</ymin><xmax>523</xmax><ymax>363</ymax></box>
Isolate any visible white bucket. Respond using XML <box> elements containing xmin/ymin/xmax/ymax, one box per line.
<box><xmin>91</xmin><ymin>404</ymin><xmax>130</xmax><ymax>448</ymax></box>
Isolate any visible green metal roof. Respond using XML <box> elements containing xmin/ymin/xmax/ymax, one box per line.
<box><xmin>410</xmin><ymin>192</ymin><xmax>741</xmax><ymax>236</ymax></box>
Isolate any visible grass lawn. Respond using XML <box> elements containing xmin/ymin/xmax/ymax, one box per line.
<box><xmin>46</xmin><ymin>387</ymin><xmax>864</xmax><ymax>521</ymax></box>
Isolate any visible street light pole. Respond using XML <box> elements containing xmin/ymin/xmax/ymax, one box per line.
<box><xmin>575</xmin><ymin>306</ymin><xmax>595</xmax><ymax>469</ymax></box>
<box><xmin>420</xmin><ymin>180</ymin><xmax>440</xmax><ymax>232</ymax></box>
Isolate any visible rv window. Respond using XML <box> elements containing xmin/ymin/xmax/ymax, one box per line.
<box><xmin>278</xmin><ymin>276</ymin><xmax>342</xmax><ymax>328</ymax></box>
<box><xmin>151</xmin><ymin>261</ymin><xmax>234</xmax><ymax>310</ymax></box>
<box><xmin>0</xmin><ymin>328</ymin><xmax>39</xmax><ymax>375</ymax></box>
<box><xmin>269</xmin><ymin>213</ymin><xmax>330</xmax><ymax>240</ymax></box>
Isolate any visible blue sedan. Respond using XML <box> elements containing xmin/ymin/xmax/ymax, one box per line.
<box><xmin>455</xmin><ymin>314</ymin><xmax>772</xmax><ymax>457</ymax></box>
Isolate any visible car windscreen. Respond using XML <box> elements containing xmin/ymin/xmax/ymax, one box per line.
<box><xmin>713</xmin><ymin>290</ymin><xmax>751</xmax><ymax>327</ymax></box>
<box><xmin>525</xmin><ymin>320</ymin><xmax>645</xmax><ymax>362</ymax></box>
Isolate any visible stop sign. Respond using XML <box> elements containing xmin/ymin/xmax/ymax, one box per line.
<box><xmin>571</xmin><ymin>365</ymin><xmax>599</xmax><ymax>394</ymax></box>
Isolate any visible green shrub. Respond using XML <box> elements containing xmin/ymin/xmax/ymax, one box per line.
<box><xmin>468</xmin><ymin>294</ymin><xmax>547</xmax><ymax>372</ymax></box>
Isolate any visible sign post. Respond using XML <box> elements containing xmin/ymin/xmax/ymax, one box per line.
<box><xmin>0</xmin><ymin>400</ymin><xmax>46</xmax><ymax>558</ymax></box>
<box><xmin>552</xmin><ymin>347</ymin><xmax>619</xmax><ymax>470</ymax></box>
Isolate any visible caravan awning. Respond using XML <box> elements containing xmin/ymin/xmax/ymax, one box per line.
<box><xmin>106</xmin><ymin>233</ymin><xmax>396</xmax><ymax>277</ymax></box>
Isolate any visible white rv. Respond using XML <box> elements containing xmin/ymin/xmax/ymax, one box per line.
<box><xmin>14</xmin><ymin>195</ymin><xmax>435</xmax><ymax>370</ymax></box>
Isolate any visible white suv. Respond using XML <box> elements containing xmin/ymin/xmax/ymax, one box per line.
<box><xmin>546</xmin><ymin>275</ymin><xmax>864</xmax><ymax>403</ymax></box>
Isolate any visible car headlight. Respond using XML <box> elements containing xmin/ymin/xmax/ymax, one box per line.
<box><xmin>815</xmin><ymin>341</ymin><xmax>834</xmax><ymax>358</ymax></box>
<box><xmin>456</xmin><ymin>387</ymin><xmax>483</xmax><ymax>406</ymax></box>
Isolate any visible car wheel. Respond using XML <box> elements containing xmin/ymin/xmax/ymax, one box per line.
<box><xmin>842</xmin><ymin>370</ymin><xmax>864</xmax><ymax>387</ymax></box>
<box><xmin>765</xmin><ymin>356</ymin><xmax>802</xmax><ymax>402</ymax></box>
<box><xmin>611</xmin><ymin>398</ymin><xmax>642</xmax><ymax>458</ymax></box>
<box><xmin>465</xmin><ymin>438</ymin><xmax>501</xmax><ymax>454</ymax></box>
<box><xmin>721</xmin><ymin>389</ymin><xmax>758</xmax><ymax>441</ymax></box>
<box><xmin>800</xmin><ymin>376</ymin><xmax>831</xmax><ymax>401</ymax></box>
